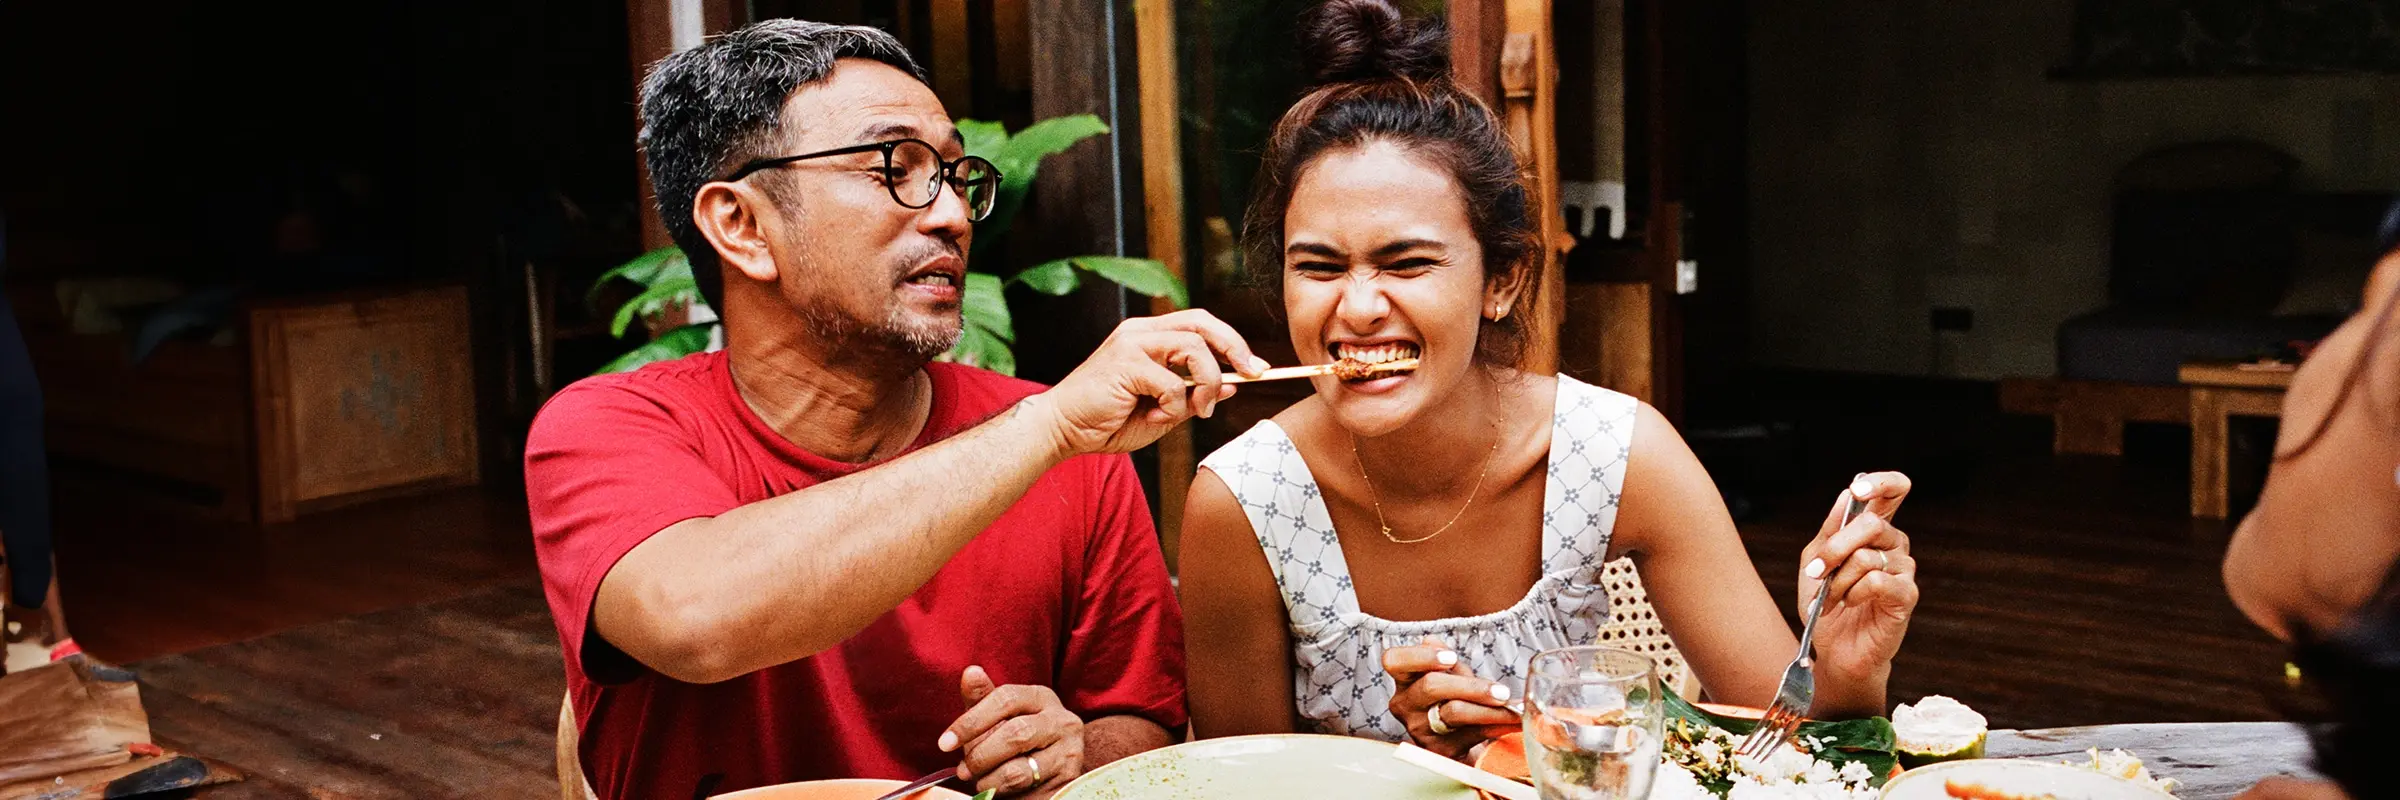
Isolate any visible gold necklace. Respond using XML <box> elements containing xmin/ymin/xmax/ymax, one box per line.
<box><xmin>1350</xmin><ymin>416</ymin><xmax>1507</xmax><ymax>544</ymax></box>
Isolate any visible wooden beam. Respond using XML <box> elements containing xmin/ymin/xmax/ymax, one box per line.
<box><xmin>1133</xmin><ymin>0</ymin><xmax>1193</xmax><ymax>569</ymax></box>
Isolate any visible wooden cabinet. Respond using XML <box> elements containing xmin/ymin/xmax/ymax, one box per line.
<box><xmin>34</xmin><ymin>284</ymin><xmax>480</xmax><ymax>523</ymax></box>
<box><xmin>249</xmin><ymin>286</ymin><xmax>481</xmax><ymax>522</ymax></box>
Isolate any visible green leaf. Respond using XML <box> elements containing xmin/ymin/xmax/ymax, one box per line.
<box><xmin>968</xmin><ymin>791</ymin><xmax>996</xmax><ymax>800</ymax></box>
<box><xmin>609</xmin><ymin>275</ymin><xmax>702</xmax><ymax>338</ymax></box>
<box><xmin>1071</xmin><ymin>256</ymin><xmax>1188</xmax><ymax>308</ymax></box>
<box><xmin>1008</xmin><ymin>260</ymin><xmax>1083</xmax><ymax>295</ymax></box>
<box><xmin>594</xmin><ymin>323</ymin><xmax>714</xmax><ymax>374</ymax></box>
<box><xmin>1660</xmin><ymin>684</ymin><xmax>1899</xmax><ymax>792</ymax></box>
<box><xmin>957</xmin><ymin>118</ymin><xmax>1010</xmax><ymax>164</ymax></box>
<box><xmin>585</xmin><ymin>246</ymin><xmax>690</xmax><ymax>312</ymax></box>
<box><xmin>940</xmin><ymin>319</ymin><xmax>1017</xmax><ymax>376</ymax></box>
<box><xmin>961</xmin><ymin>272</ymin><xmax>1013</xmax><ymax>344</ymax></box>
<box><xmin>982</xmin><ymin>114</ymin><xmax>1109</xmax><ymax>184</ymax></box>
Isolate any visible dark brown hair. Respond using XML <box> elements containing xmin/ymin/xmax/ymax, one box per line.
<box><xmin>1240</xmin><ymin>0</ymin><xmax>1538</xmax><ymax>369</ymax></box>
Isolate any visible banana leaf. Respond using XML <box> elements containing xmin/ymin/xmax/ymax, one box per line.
<box><xmin>1660</xmin><ymin>684</ymin><xmax>1898</xmax><ymax>794</ymax></box>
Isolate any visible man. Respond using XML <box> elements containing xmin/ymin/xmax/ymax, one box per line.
<box><xmin>526</xmin><ymin>19</ymin><xmax>1260</xmax><ymax>799</ymax></box>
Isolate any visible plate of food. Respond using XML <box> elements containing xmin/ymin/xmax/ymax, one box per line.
<box><xmin>1053</xmin><ymin>733</ymin><xmax>1479</xmax><ymax>800</ymax></box>
<box><xmin>1880</xmin><ymin>759</ymin><xmax>2178</xmax><ymax>800</ymax></box>
<box><xmin>1478</xmin><ymin>686</ymin><xmax>1908</xmax><ymax>800</ymax></box>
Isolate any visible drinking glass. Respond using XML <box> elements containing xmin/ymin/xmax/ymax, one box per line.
<box><xmin>1521</xmin><ymin>646</ymin><xmax>1665</xmax><ymax>800</ymax></box>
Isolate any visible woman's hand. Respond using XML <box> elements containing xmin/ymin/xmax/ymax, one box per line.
<box><xmin>1382</xmin><ymin>638</ymin><xmax>1519</xmax><ymax>759</ymax></box>
<box><xmin>1797</xmin><ymin>472</ymin><xmax>1919</xmax><ymax>715</ymax></box>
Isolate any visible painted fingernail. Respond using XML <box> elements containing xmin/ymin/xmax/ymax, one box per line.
<box><xmin>1805</xmin><ymin>558</ymin><xmax>1826</xmax><ymax>579</ymax></box>
<box><xmin>1489</xmin><ymin>683</ymin><xmax>1512</xmax><ymax>702</ymax></box>
<box><xmin>1436</xmin><ymin>650</ymin><xmax>1458</xmax><ymax>667</ymax></box>
<box><xmin>938</xmin><ymin>731</ymin><xmax>959</xmax><ymax>752</ymax></box>
<box><xmin>1852</xmin><ymin>479</ymin><xmax>1874</xmax><ymax>499</ymax></box>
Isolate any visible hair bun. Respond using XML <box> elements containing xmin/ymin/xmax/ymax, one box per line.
<box><xmin>1300</xmin><ymin>0</ymin><xmax>1450</xmax><ymax>85</ymax></box>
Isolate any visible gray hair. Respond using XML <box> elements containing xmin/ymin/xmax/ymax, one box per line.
<box><xmin>638</xmin><ymin>19</ymin><xmax>928</xmax><ymax>312</ymax></box>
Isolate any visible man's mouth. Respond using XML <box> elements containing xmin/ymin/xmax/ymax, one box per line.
<box><xmin>899</xmin><ymin>254</ymin><xmax>967</xmax><ymax>295</ymax></box>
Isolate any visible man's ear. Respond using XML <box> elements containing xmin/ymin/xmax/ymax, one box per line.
<box><xmin>692</xmin><ymin>182</ymin><xmax>779</xmax><ymax>284</ymax></box>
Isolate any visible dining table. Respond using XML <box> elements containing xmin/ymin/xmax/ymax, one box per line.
<box><xmin>1985</xmin><ymin>721</ymin><xmax>2320</xmax><ymax>800</ymax></box>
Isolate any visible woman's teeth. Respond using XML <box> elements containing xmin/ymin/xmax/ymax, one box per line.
<box><xmin>1334</xmin><ymin>343</ymin><xmax>1419</xmax><ymax>364</ymax></box>
<box><xmin>907</xmin><ymin>274</ymin><xmax>956</xmax><ymax>287</ymax></box>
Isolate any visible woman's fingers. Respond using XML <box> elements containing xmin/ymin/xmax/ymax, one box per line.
<box><xmin>1381</xmin><ymin>639</ymin><xmax>1460</xmax><ymax>683</ymax></box>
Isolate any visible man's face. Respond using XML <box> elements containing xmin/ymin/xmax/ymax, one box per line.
<box><xmin>760</xmin><ymin>59</ymin><xmax>973</xmax><ymax>360</ymax></box>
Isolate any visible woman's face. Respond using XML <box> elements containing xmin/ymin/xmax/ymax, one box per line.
<box><xmin>1281</xmin><ymin>141</ymin><xmax>1516</xmax><ymax>436</ymax></box>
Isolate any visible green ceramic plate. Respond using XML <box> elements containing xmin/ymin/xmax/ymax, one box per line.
<box><xmin>1056</xmin><ymin>734</ymin><xmax>1482</xmax><ymax>800</ymax></box>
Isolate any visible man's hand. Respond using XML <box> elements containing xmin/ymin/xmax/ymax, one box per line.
<box><xmin>941</xmin><ymin>666</ymin><xmax>1085</xmax><ymax>798</ymax></box>
<box><xmin>1030</xmin><ymin>310</ymin><xmax>1264</xmax><ymax>457</ymax></box>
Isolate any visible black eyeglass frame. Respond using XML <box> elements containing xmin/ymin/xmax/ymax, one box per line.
<box><xmin>720</xmin><ymin>138</ymin><xmax>1002</xmax><ymax>222</ymax></box>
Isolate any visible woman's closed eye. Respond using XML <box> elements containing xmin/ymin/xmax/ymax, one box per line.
<box><xmin>1381</xmin><ymin>258</ymin><xmax>1438</xmax><ymax>276</ymax></box>
<box><xmin>1291</xmin><ymin>260</ymin><xmax>1349</xmax><ymax>277</ymax></box>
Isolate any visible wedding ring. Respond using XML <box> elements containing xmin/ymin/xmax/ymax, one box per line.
<box><xmin>1026</xmin><ymin>756</ymin><xmax>1042</xmax><ymax>784</ymax></box>
<box><xmin>1427</xmin><ymin>703</ymin><xmax>1453</xmax><ymax>735</ymax></box>
<box><xmin>1872</xmin><ymin>549</ymin><xmax>1897</xmax><ymax>573</ymax></box>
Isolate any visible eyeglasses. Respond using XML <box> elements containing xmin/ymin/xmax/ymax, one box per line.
<box><xmin>722</xmin><ymin>138</ymin><xmax>1002</xmax><ymax>222</ymax></box>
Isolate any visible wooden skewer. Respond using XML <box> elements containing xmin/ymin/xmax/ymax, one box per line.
<box><xmin>1187</xmin><ymin>358</ymin><xmax>1421</xmax><ymax>386</ymax></box>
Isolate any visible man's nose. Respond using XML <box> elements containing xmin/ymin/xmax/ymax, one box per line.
<box><xmin>918</xmin><ymin>177</ymin><xmax>973</xmax><ymax>242</ymax></box>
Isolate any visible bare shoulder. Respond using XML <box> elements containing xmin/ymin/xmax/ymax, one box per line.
<box><xmin>1612</xmin><ymin>398</ymin><xmax>1730</xmax><ymax>556</ymax></box>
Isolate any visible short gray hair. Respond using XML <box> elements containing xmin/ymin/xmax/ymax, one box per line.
<box><xmin>638</xmin><ymin>19</ymin><xmax>928</xmax><ymax>312</ymax></box>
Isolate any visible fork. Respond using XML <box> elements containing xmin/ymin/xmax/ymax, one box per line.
<box><xmin>1736</xmin><ymin>473</ymin><xmax>1870</xmax><ymax>761</ymax></box>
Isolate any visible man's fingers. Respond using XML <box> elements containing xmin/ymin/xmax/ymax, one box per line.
<box><xmin>960</xmin><ymin>713</ymin><xmax>1067</xmax><ymax>778</ymax></box>
<box><xmin>961</xmin><ymin>665</ymin><xmax>998</xmax><ymax>704</ymax></box>
<box><xmin>1159</xmin><ymin>332</ymin><xmax>1226</xmax><ymax>418</ymax></box>
<box><xmin>942</xmin><ymin>684</ymin><xmax>1046</xmax><ymax>754</ymax></box>
<box><xmin>1149</xmin><ymin>309</ymin><xmax>1264</xmax><ymax>377</ymax></box>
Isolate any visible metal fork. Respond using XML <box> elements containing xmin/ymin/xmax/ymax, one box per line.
<box><xmin>1737</xmin><ymin>473</ymin><xmax>1870</xmax><ymax>760</ymax></box>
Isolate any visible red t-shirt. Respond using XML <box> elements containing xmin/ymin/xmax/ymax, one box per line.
<box><xmin>524</xmin><ymin>352</ymin><xmax>1187</xmax><ymax>800</ymax></box>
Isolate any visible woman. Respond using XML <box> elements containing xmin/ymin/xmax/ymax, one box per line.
<box><xmin>1179</xmin><ymin>0</ymin><xmax>1918</xmax><ymax>757</ymax></box>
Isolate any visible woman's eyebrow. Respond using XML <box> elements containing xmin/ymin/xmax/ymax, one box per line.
<box><xmin>1286</xmin><ymin>241</ymin><xmax>1345</xmax><ymax>259</ymax></box>
<box><xmin>1369</xmin><ymin>239</ymin><xmax>1445</xmax><ymax>259</ymax></box>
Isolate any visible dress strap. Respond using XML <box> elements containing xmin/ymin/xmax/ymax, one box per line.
<box><xmin>1197</xmin><ymin>421</ymin><xmax>1360</xmax><ymax>625</ymax></box>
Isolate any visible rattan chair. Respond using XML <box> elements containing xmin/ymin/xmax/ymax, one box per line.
<box><xmin>1593</xmin><ymin>556</ymin><xmax>1701</xmax><ymax>699</ymax></box>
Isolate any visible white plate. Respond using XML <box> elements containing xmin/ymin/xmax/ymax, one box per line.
<box><xmin>1881</xmin><ymin>759</ymin><xmax>2178</xmax><ymax>800</ymax></box>
<box><xmin>1055</xmin><ymin>734</ymin><xmax>1481</xmax><ymax>800</ymax></box>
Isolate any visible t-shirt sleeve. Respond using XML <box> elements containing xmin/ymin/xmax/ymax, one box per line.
<box><xmin>1055</xmin><ymin>454</ymin><xmax>1190</xmax><ymax>732</ymax></box>
<box><xmin>525</xmin><ymin>381</ymin><xmax>743</xmax><ymax>685</ymax></box>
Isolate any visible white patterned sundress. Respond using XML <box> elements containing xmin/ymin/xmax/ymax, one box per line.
<box><xmin>1195</xmin><ymin>376</ymin><xmax>1639</xmax><ymax>741</ymax></box>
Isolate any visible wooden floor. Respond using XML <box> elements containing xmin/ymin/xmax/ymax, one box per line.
<box><xmin>51</xmin><ymin>481</ymin><xmax>539</xmax><ymax>663</ymax></box>
<box><xmin>30</xmin><ymin>373</ymin><xmax>2294</xmax><ymax>796</ymax></box>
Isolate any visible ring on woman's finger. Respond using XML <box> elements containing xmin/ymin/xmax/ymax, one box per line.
<box><xmin>1026</xmin><ymin>756</ymin><xmax>1042</xmax><ymax>784</ymax></box>
<box><xmin>1427</xmin><ymin>702</ymin><xmax>1452</xmax><ymax>735</ymax></box>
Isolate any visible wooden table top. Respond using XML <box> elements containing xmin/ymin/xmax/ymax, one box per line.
<box><xmin>1988</xmin><ymin>721</ymin><xmax>2319</xmax><ymax>800</ymax></box>
<box><xmin>2178</xmin><ymin>360</ymin><xmax>2298</xmax><ymax>390</ymax></box>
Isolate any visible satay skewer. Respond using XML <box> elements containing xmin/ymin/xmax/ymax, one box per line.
<box><xmin>1186</xmin><ymin>358</ymin><xmax>1421</xmax><ymax>386</ymax></box>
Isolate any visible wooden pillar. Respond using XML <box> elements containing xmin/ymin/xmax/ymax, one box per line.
<box><xmin>1498</xmin><ymin>0</ymin><xmax>1562</xmax><ymax>376</ymax></box>
<box><xmin>1133</xmin><ymin>0</ymin><xmax>1193</xmax><ymax>569</ymax></box>
<box><xmin>1015</xmin><ymin>0</ymin><xmax>1137</xmax><ymax>384</ymax></box>
<box><xmin>626</xmin><ymin>0</ymin><xmax>745</xmax><ymax>251</ymax></box>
